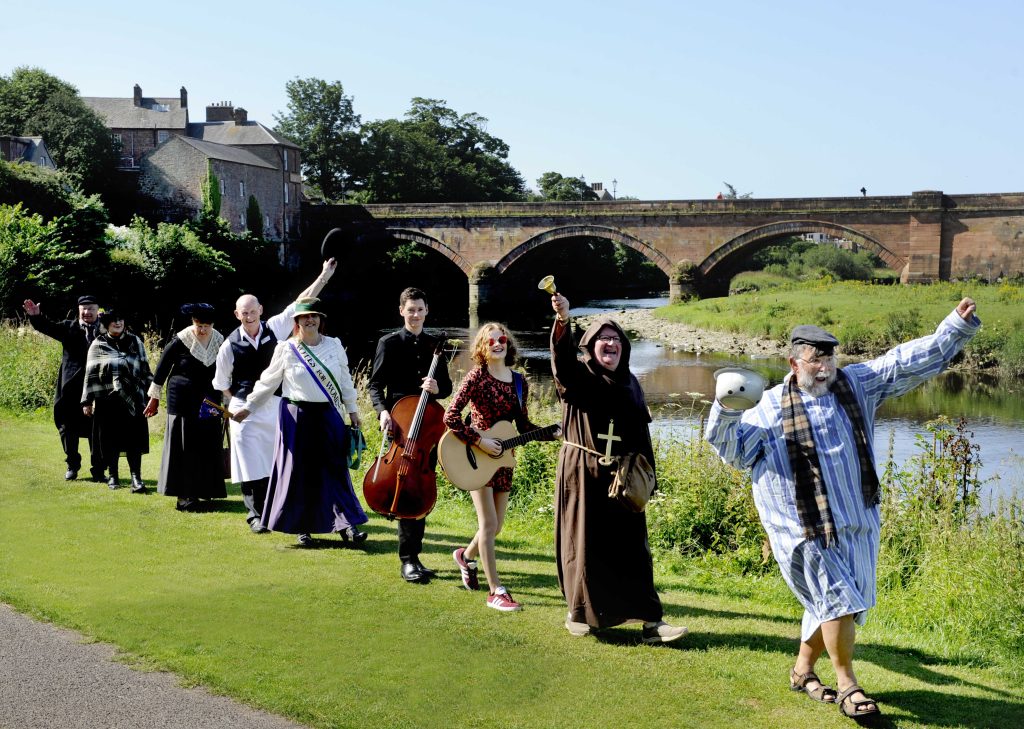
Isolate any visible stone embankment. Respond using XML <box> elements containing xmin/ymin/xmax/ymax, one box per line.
<box><xmin>578</xmin><ymin>308</ymin><xmax>789</xmax><ymax>357</ymax></box>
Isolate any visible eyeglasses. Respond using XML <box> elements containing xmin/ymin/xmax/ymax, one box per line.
<box><xmin>798</xmin><ymin>355</ymin><xmax>835</xmax><ymax>367</ymax></box>
<box><xmin>488</xmin><ymin>335</ymin><xmax>508</xmax><ymax>346</ymax></box>
<box><xmin>596</xmin><ymin>335</ymin><xmax>621</xmax><ymax>343</ymax></box>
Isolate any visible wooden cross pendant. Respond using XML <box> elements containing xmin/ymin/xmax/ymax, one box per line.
<box><xmin>597</xmin><ymin>419</ymin><xmax>621</xmax><ymax>466</ymax></box>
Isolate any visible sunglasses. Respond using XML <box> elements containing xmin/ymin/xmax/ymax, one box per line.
<box><xmin>488</xmin><ymin>335</ymin><xmax>508</xmax><ymax>346</ymax></box>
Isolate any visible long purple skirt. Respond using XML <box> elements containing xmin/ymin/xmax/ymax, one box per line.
<box><xmin>260</xmin><ymin>400</ymin><xmax>368</xmax><ymax>535</ymax></box>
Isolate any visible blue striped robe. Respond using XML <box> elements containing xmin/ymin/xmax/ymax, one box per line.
<box><xmin>705</xmin><ymin>309</ymin><xmax>979</xmax><ymax>640</ymax></box>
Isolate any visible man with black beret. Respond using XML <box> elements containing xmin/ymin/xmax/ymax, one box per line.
<box><xmin>705</xmin><ymin>298</ymin><xmax>980</xmax><ymax>721</ymax></box>
<box><xmin>22</xmin><ymin>295</ymin><xmax>106</xmax><ymax>481</ymax></box>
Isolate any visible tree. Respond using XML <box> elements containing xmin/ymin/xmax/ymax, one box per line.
<box><xmin>245</xmin><ymin>195</ymin><xmax>263</xmax><ymax>239</ymax></box>
<box><xmin>535</xmin><ymin>172</ymin><xmax>598</xmax><ymax>201</ymax></box>
<box><xmin>0</xmin><ymin>67</ymin><xmax>119</xmax><ymax>194</ymax></box>
<box><xmin>201</xmin><ymin>161</ymin><xmax>221</xmax><ymax>218</ymax></box>
<box><xmin>722</xmin><ymin>182</ymin><xmax>752</xmax><ymax>199</ymax></box>
<box><xmin>273</xmin><ymin>77</ymin><xmax>361</xmax><ymax>201</ymax></box>
<box><xmin>356</xmin><ymin>98</ymin><xmax>527</xmax><ymax>203</ymax></box>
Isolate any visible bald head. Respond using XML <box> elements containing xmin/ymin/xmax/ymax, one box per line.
<box><xmin>234</xmin><ymin>294</ymin><xmax>263</xmax><ymax>335</ymax></box>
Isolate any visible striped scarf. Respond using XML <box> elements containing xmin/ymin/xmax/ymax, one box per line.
<box><xmin>82</xmin><ymin>333</ymin><xmax>153</xmax><ymax>416</ymax></box>
<box><xmin>781</xmin><ymin>368</ymin><xmax>879</xmax><ymax>546</ymax></box>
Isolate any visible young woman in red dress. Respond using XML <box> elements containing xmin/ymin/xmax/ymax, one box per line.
<box><xmin>444</xmin><ymin>323</ymin><xmax>554</xmax><ymax>612</ymax></box>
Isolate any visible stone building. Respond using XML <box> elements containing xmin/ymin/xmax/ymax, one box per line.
<box><xmin>83</xmin><ymin>86</ymin><xmax>301</xmax><ymax>244</ymax></box>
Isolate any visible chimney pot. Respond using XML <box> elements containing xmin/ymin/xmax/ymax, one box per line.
<box><xmin>180</xmin><ymin>86</ymin><xmax>188</xmax><ymax>108</ymax></box>
<box><xmin>133</xmin><ymin>84</ymin><xmax>142</xmax><ymax>107</ymax></box>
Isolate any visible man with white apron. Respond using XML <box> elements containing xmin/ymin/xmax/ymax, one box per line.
<box><xmin>212</xmin><ymin>259</ymin><xmax>337</xmax><ymax>532</ymax></box>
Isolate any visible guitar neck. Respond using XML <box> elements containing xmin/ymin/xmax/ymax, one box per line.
<box><xmin>500</xmin><ymin>424</ymin><xmax>559</xmax><ymax>450</ymax></box>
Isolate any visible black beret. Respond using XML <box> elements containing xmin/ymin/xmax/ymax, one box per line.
<box><xmin>790</xmin><ymin>325</ymin><xmax>839</xmax><ymax>354</ymax></box>
<box><xmin>181</xmin><ymin>303</ymin><xmax>216</xmax><ymax>321</ymax></box>
<box><xmin>98</xmin><ymin>310</ymin><xmax>124</xmax><ymax>325</ymax></box>
<box><xmin>78</xmin><ymin>295</ymin><xmax>98</xmax><ymax>306</ymax></box>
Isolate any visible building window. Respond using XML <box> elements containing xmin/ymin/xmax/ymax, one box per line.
<box><xmin>111</xmin><ymin>133</ymin><xmax>122</xmax><ymax>145</ymax></box>
<box><xmin>284</xmin><ymin>181</ymin><xmax>289</xmax><ymax>204</ymax></box>
<box><xmin>240</xmin><ymin>212</ymin><xmax>246</xmax><ymax>229</ymax></box>
<box><xmin>283</xmin><ymin>149</ymin><xmax>289</xmax><ymax>171</ymax></box>
<box><xmin>264</xmin><ymin>214</ymin><xmax>270</xmax><ymax>230</ymax></box>
<box><xmin>157</xmin><ymin>130</ymin><xmax>169</xmax><ymax>144</ymax></box>
<box><xmin>220</xmin><ymin>178</ymin><xmax>225</xmax><ymax>195</ymax></box>
<box><xmin>239</xmin><ymin>181</ymin><xmax>245</xmax><ymax>198</ymax></box>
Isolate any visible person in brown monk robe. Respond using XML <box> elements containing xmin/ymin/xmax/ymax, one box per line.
<box><xmin>549</xmin><ymin>292</ymin><xmax>687</xmax><ymax>644</ymax></box>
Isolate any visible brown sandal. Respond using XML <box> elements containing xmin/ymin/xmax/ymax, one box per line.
<box><xmin>790</xmin><ymin>668</ymin><xmax>838</xmax><ymax>703</ymax></box>
<box><xmin>837</xmin><ymin>683</ymin><xmax>881</xmax><ymax>719</ymax></box>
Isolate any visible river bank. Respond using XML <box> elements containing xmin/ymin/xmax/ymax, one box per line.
<box><xmin>578</xmin><ymin>307</ymin><xmax>788</xmax><ymax>357</ymax></box>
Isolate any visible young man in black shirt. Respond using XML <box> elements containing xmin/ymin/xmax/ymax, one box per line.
<box><xmin>368</xmin><ymin>287</ymin><xmax>453</xmax><ymax>583</ymax></box>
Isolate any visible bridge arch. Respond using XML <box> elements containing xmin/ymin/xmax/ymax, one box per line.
<box><xmin>494</xmin><ymin>224</ymin><xmax>673</xmax><ymax>275</ymax></box>
<box><xmin>386</xmin><ymin>228</ymin><xmax>473</xmax><ymax>274</ymax></box>
<box><xmin>700</xmin><ymin>220</ymin><xmax>906</xmax><ymax>280</ymax></box>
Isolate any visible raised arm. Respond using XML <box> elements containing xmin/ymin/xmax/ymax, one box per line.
<box><xmin>295</xmin><ymin>258</ymin><xmax>338</xmax><ymax>300</ymax></box>
<box><xmin>23</xmin><ymin>299</ymin><xmax>64</xmax><ymax>341</ymax></box>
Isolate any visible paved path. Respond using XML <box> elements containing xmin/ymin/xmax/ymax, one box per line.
<box><xmin>0</xmin><ymin>604</ymin><xmax>306</xmax><ymax>729</ymax></box>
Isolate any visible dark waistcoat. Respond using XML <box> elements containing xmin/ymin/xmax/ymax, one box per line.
<box><xmin>228</xmin><ymin>325</ymin><xmax>278</xmax><ymax>400</ymax></box>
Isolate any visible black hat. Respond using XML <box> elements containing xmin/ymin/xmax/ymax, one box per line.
<box><xmin>98</xmin><ymin>309</ymin><xmax>125</xmax><ymax>325</ymax></box>
<box><xmin>790</xmin><ymin>325</ymin><xmax>839</xmax><ymax>354</ymax></box>
<box><xmin>78</xmin><ymin>295</ymin><xmax>98</xmax><ymax>306</ymax></box>
<box><xmin>181</xmin><ymin>303</ymin><xmax>216</xmax><ymax>322</ymax></box>
<box><xmin>320</xmin><ymin>228</ymin><xmax>345</xmax><ymax>261</ymax></box>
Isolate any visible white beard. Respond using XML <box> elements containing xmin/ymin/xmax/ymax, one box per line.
<box><xmin>797</xmin><ymin>369</ymin><xmax>836</xmax><ymax>398</ymax></box>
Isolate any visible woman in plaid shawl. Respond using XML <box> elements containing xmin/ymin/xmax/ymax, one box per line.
<box><xmin>81</xmin><ymin>310</ymin><xmax>152</xmax><ymax>493</ymax></box>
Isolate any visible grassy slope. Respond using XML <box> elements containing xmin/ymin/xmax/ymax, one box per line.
<box><xmin>1</xmin><ymin>412</ymin><xmax>1021</xmax><ymax>729</ymax></box>
<box><xmin>657</xmin><ymin>281</ymin><xmax>1023</xmax><ymax>360</ymax></box>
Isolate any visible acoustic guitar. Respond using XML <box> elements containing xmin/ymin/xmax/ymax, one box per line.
<box><xmin>438</xmin><ymin>421</ymin><xmax>560</xmax><ymax>491</ymax></box>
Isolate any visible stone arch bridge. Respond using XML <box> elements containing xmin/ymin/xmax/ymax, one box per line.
<box><xmin>303</xmin><ymin>190</ymin><xmax>1024</xmax><ymax>318</ymax></box>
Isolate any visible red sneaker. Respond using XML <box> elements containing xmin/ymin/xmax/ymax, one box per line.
<box><xmin>452</xmin><ymin>547</ymin><xmax>480</xmax><ymax>591</ymax></box>
<box><xmin>486</xmin><ymin>590</ymin><xmax>522</xmax><ymax>612</ymax></box>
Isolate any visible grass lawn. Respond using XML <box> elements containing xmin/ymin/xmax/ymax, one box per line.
<box><xmin>1</xmin><ymin>412</ymin><xmax>1021</xmax><ymax>729</ymax></box>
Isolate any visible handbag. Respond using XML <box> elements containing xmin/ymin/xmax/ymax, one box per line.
<box><xmin>608</xmin><ymin>452</ymin><xmax>657</xmax><ymax>513</ymax></box>
<box><xmin>347</xmin><ymin>427</ymin><xmax>367</xmax><ymax>470</ymax></box>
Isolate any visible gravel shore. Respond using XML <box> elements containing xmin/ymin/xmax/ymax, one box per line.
<box><xmin>577</xmin><ymin>308</ymin><xmax>789</xmax><ymax>358</ymax></box>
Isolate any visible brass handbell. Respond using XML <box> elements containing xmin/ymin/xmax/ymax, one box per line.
<box><xmin>537</xmin><ymin>275</ymin><xmax>557</xmax><ymax>295</ymax></box>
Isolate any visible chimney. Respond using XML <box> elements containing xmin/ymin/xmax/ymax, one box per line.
<box><xmin>205</xmin><ymin>102</ymin><xmax>235</xmax><ymax>122</ymax></box>
<box><xmin>180</xmin><ymin>87</ymin><xmax>188</xmax><ymax>108</ymax></box>
<box><xmin>133</xmin><ymin>84</ymin><xmax>142</xmax><ymax>107</ymax></box>
<box><xmin>232</xmin><ymin>107</ymin><xmax>248</xmax><ymax>125</ymax></box>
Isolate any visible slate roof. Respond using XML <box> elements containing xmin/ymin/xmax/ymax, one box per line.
<box><xmin>82</xmin><ymin>97</ymin><xmax>188</xmax><ymax>130</ymax></box>
<box><xmin>0</xmin><ymin>135</ymin><xmax>54</xmax><ymax>166</ymax></box>
<box><xmin>171</xmin><ymin>136</ymin><xmax>277</xmax><ymax>169</ymax></box>
<box><xmin>188</xmin><ymin>120</ymin><xmax>300</xmax><ymax>148</ymax></box>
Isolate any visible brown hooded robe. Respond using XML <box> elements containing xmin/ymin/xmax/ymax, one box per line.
<box><xmin>550</xmin><ymin>316</ymin><xmax>663</xmax><ymax>628</ymax></box>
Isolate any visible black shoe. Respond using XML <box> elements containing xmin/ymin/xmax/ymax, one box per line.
<box><xmin>64</xmin><ymin>468</ymin><xmax>78</xmax><ymax>481</ymax></box>
<box><xmin>248</xmin><ymin>518</ymin><xmax>269</xmax><ymax>534</ymax></box>
<box><xmin>175</xmin><ymin>498</ymin><xmax>198</xmax><ymax>512</ymax></box>
<box><xmin>339</xmin><ymin>526</ymin><xmax>368</xmax><ymax>545</ymax></box>
<box><xmin>401</xmin><ymin>561</ymin><xmax>429</xmax><ymax>583</ymax></box>
<box><xmin>107</xmin><ymin>476</ymin><xmax>120</xmax><ymax>490</ymax></box>
<box><xmin>296</xmin><ymin>533</ymin><xmax>313</xmax><ymax>548</ymax></box>
<box><xmin>408</xmin><ymin>558</ymin><xmax>436</xmax><ymax>578</ymax></box>
<box><xmin>129</xmin><ymin>475</ymin><xmax>148</xmax><ymax>494</ymax></box>
<box><xmin>90</xmin><ymin>470</ymin><xmax>106</xmax><ymax>483</ymax></box>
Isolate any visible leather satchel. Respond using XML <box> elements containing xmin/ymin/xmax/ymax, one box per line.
<box><xmin>608</xmin><ymin>452</ymin><xmax>657</xmax><ymax>512</ymax></box>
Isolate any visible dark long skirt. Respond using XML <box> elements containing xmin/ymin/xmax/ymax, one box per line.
<box><xmin>157</xmin><ymin>413</ymin><xmax>226</xmax><ymax>499</ymax></box>
<box><xmin>260</xmin><ymin>400</ymin><xmax>368</xmax><ymax>535</ymax></box>
<box><xmin>91</xmin><ymin>395</ymin><xmax>149</xmax><ymax>463</ymax></box>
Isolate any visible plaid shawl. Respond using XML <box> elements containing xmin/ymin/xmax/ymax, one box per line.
<box><xmin>781</xmin><ymin>368</ymin><xmax>880</xmax><ymax>546</ymax></box>
<box><xmin>82</xmin><ymin>333</ymin><xmax>153</xmax><ymax>416</ymax></box>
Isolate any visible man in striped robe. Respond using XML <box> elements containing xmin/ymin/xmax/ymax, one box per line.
<box><xmin>705</xmin><ymin>297</ymin><xmax>979</xmax><ymax>720</ymax></box>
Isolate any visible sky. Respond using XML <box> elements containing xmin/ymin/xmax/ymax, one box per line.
<box><xmin>4</xmin><ymin>0</ymin><xmax>1022</xmax><ymax>200</ymax></box>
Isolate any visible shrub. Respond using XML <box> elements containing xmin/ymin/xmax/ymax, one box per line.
<box><xmin>0</xmin><ymin>324</ymin><xmax>60</xmax><ymax>411</ymax></box>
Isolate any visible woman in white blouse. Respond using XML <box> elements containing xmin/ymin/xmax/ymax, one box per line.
<box><xmin>232</xmin><ymin>297</ymin><xmax>368</xmax><ymax>548</ymax></box>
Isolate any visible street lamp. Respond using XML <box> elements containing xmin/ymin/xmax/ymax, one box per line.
<box><xmin>612</xmin><ymin>178</ymin><xmax>618</xmax><ymax>199</ymax></box>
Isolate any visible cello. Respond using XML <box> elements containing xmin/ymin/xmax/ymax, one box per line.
<box><xmin>362</xmin><ymin>335</ymin><xmax>447</xmax><ymax>520</ymax></box>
